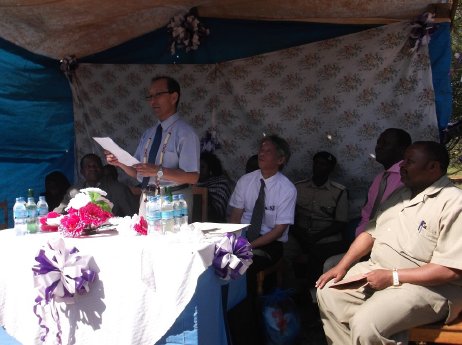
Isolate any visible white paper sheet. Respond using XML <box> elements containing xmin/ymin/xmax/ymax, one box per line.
<box><xmin>93</xmin><ymin>137</ymin><xmax>140</xmax><ymax>166</ymax></box>
<box><xmin>192</xmin><ymin>222</ymin><xmax>249</xmax><ymax>238</ymax></box>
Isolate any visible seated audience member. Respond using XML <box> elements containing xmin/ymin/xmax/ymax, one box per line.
<box><xmin>197</xmin><ymin>152</ymin><xmax>233</xmax><ymax>222</ymax></box>
<box><xmin>285</xmin><ymin>151</ymin><xmax>348</xmax><ymax>285</ymax></box>
<box><xmin>44</xmin><ymin>171</ymin><xmax>71</xmax><ymax>211</ymax></box>
<box><xmin>316</xmin><ymin>141</ymin><xmax>462</xmax><ymax>345</ymax></box>
<box><xmin>356</xmin><ymin>128</ymin><xmax>412</xmax><ymax>236</ymax></box>
<box><xmin>323</xmin><ymin>128</ymin><xmax>412</xmax><ymax>272</ymax></box>
<box><xmin>56</xmin><ymin>154</ymin><xmax>139</xmax><ymax>217</ymax></box>
<box><xmin>245</xmin><ymin>154</ymin><xmax>259</xmax><ymax>174</ymax></box>
<box><xmin>229</xmin><ymin>134</ymin><xmax>296</xmax><ymax>344</ymax></box>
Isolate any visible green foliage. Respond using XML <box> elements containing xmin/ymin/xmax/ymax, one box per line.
<box><xmin>448</xmin><ymin>4</ymin><xmax>462</xmax><ymax>175</ymax></box>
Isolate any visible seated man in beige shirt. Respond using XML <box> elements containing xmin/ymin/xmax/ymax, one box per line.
<box><xmin>316</xmin><ymin>141</ymin><xmax>462</xmax><ymax>345</ymax></box>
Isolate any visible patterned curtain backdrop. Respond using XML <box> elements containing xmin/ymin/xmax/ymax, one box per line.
<box><xmin>72</xmin><ymin>21</ymin><xmax>438</xmax><ymax>218</ymax></box>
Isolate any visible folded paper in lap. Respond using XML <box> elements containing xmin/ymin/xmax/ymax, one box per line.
<box><xmin>329</xmin><ymin>274</ymin><xmax>368</xmax><ymax>289</ymax></box>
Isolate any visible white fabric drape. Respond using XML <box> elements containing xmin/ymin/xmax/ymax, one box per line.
<box><xmin>73</xmin><ymin>22</ymin><xmax>439</xmax><ymax>216</ymax></box>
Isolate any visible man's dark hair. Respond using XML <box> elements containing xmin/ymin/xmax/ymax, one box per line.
<box><xmin>260</xmin><ymin>134</ymin><xmax>291</xmax><ymax>170</ymax></box>
<box><xmin>412</xmin><ymin>141</ymin><xmax>450</xmax><ymax>174</ymax></box>
<box><xmin>80</xmin><ymin>153</ymin><xmax>103</xmax><ymax>170</ymax></box>
<box><xmin>200</xmin><ymin>152</ymin><xmax>224</xmax><ymax>176</ymax></box>
<box><xmin>384</xmin><ymin>128</ymin><xmax>412</xmax><ymax>150</ymax></box>
<box><xmin>151</xmin><ymin>76</ymin><xmax>181</xmax><ymax>108</ymax></box>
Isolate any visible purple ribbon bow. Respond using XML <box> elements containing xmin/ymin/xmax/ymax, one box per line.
<box><xmin>213</xmin><ymin>233</ymin><xmax>253</xmax><ymax>280</ymax></box>
<box><xmin>32</xmin><ymin>238</ymin><xmax>97</xmax><ymax>343</ymax></box>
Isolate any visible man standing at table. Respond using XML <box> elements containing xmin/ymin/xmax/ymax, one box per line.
<box><xmin>316</xmin><ymin>141</ymin><xmax>462</xmax><ymax>345</ymax></box>
<box><xmin>105</xmin><ymin>76</ymin><xmax>200</xmax><ymax>215</ymax></box>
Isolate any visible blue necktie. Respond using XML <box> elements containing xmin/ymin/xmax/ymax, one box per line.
<box><xmin>247</xmin><ymin>179</ymin><xmax>265</xmax><ymax>241</ymax></box>
<box><xmin>141</xmin><ymin>124</ymin><xmax>162</xmax><ymax>188</ymax></box>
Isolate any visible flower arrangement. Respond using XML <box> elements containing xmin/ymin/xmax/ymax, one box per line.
<box><xmin>58</xmin><ymin>188</ymin><xmax>113</xmax><ymax>238</ymax></box>
<box><xmin>109</xmin><ymin>214</ymin><xmax>148</xmax><ymax>236</ymax></box>
<box><xmin>167</xmin><ymin>10</ymin><xmax>210</xmax><ymax>55</ymax></box>
<box><xmin>131</xmin><ymin>214</ymin><xmax>148</xmax><ymax>235</ymax></box>
<box><xmin>409</xmin><ymin>12</ymin><xmax>437</xmax><ymax>53</ymax></box>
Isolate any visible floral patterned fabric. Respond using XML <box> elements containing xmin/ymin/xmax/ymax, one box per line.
<box><xmin>72</xmin><ymin>22</ymin><xmax>438</xmax><ymax>217</ymax></box>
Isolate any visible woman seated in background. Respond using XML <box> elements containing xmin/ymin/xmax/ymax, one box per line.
<box><xmin>197</xmin><ymin>152</ymin><xmax>233</xmax><ymax>223</ymax></box>
<box><xmin>43</xmin><ymin>171</ymin><xmax>71</xmax><ymax>211</ymax></box>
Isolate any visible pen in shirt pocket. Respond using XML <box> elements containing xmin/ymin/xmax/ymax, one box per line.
<box><xmin>417</xmin><ymin>220</ymin><xmax>426</xmax><ymax>233</ymax></box>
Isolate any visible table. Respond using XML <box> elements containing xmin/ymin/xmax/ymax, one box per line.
<box><xmin>0</xmin><ymin>229</ymin><xmax>246</xmax><ymax>345</ymax></box>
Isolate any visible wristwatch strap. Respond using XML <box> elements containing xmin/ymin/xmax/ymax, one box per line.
<box><xmin>392</xmin><ymin>268</ymin><xmax>400</xmax><ymax>286</ymax></box>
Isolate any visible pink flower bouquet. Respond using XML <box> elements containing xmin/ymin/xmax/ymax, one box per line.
<box><xmin>59</xmin><ymin>188</ymin><xmax>113</xmax><ymax>238</ymax></box>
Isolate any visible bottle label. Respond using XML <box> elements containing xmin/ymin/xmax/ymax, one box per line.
<box><xmin>13</xmin><ymin>209</ymin><xmax>26</xmax><ymax>219</ymax></box>
<box><xmin>161</xmin><ymin>210</ymin><xmax>174</xmax><ymax>219</ymax></box>
<box><xmin>38</xmin><ymin>208</ymin><xmax>48</xmax><ymax>216</ymax></box>
<box><xmin>27</xmin><ymin>209</ymin><xmax>37</xmax><ymax>219</ymax></box>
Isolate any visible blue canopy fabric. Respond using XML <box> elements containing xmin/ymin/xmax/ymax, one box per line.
<box><xmin>0</xmin><ymin>20</ymin><xmax>452</xmax><ymax>227</ymax></box>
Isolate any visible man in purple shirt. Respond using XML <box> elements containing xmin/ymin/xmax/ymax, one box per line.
<box><xmin>355</xmin><ymin>128</ymin><xmax>412</xmax><ymax>236</ymax></box>
<box><xmin>323</xmin><ymin>128</ymin><xmax>411</xmax><ymax>272</ymax></box>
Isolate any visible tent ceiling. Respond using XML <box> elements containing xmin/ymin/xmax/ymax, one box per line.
<box><xmin>0</xmin><ymin>0</ymin><xmax>452</xmax><ymax>59</ymax></box>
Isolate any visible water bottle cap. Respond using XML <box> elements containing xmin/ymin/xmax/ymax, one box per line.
<box><xmin>39</xmin><ymin>196</ymin><xmax>46</xmax><ymax>200</ymax></box>
<box><xmin>178</xmin><ymin>193</ymin><xmax>184</xmax><ymax>198</ymax></box>
<box><xmin>147</xmin><ymin>195</ymin><xmax>156</xmax><ymax>202</ymax></box>
<box><xmin>172</xmin><ymin>194</ymin><xmax>179</xmax><ymax>200</ymax></box>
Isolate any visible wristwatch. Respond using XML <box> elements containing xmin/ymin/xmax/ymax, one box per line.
<box><xmin>157</xmin><ymin>166</ymin><xmax>163</xmax><ymax>179</ymax></box>
<box><xmin>392</xmin><ymin>268</ymin><xmax>400</xmax><ymax>286</ymax></box>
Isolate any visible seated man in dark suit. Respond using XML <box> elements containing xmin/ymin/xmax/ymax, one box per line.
<box><xmin>56</xmin><ymin>153</ymin><xmax>139</xmax><ymax>217</ymax></box>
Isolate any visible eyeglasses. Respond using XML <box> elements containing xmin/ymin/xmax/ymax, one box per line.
<box><xmin>145</xmin><ymin>91</ymin><xmax>170</xmax><ymax>100</ymax></box>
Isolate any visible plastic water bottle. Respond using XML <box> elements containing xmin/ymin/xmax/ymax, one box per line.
<box><xmin>178</xmin><ymin>194</ymin><xmax>188</xmax><ymax>227</ymax></box>
<box><xmin>161</xmin><ymin>195</ymin><xmax>175</xmax><ymax>233</ymax></box>
<box><xmin>172</xmin><ymin>194</ymin><xmax>181</xmax><ymax>232</ymax></box>
<box><xmin>146</xmin><ymin>195</ymin><xmax>162</xmax><ymax>235</ymax></box>
<box><xmin>37</xmin><ymin>196</ymin><xmax>48</xmax><ymax>220</ymax></box>
<box><xmin>26</xmin><ymin>196</ymin><xmax>38</xmax><ymax>234</ymax></box>
<box><xmin>13</xmin><ymin>197</ymin><xmax>27</xmax><ymax>236</ymax></box>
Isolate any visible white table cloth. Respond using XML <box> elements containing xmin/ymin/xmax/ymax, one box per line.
<box><xmin>0</xmin><ymin>229</ymin><xmax>216</xmax><ymax>345</ymax></box>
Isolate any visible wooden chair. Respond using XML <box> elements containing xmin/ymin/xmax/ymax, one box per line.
<box><xmin>191</xmin><ymin>186</ymin><xmax>208</xmax><ymax>222</ymax></box>
<box><xmin>256</xmin><ymin>258</ymin><xmax>285</xmax><ymax>296</ymax></box>
<box><xmin>0</xmin><ymin>200</ymin><xmax>8</xmax><ymax>230</ymax></box>
<box><xmin>409</xmin><ymin>313</ymin><xmax>462</xmax><ymax>344</ymax></box>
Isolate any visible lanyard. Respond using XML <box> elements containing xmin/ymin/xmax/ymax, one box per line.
<box><xmin>142</xmin><ymin>120</ymin><xmax>178</xmax><ymax>165</ymax></box>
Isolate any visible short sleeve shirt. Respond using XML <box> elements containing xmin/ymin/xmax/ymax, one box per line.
<box><xmin>229</xmin><ymin>170</ymin><xmax>297</xmax><ymax>242</ymax></box>
<box><xmin>134</xmin><ymin>113</ymin><xmax>200</xmax><ymax>186</ymax></box>
<box><xmin>367</xmin><ymin>176</ymin><xmax>462</xmax><ymax>320</ymax></box>
<box><xmin>295</xmin><ymin>179</ymin><xmax>348</xmax><ymax>238</ymax></box>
